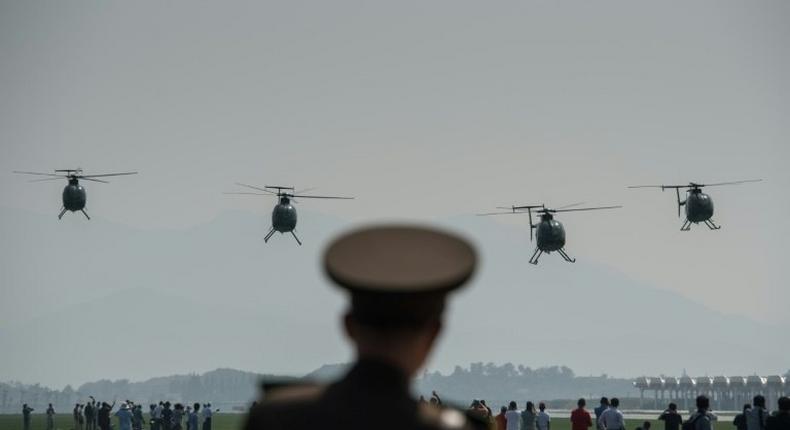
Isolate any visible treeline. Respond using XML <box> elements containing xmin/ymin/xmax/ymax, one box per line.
<box><xmin>416</xmin><ymin>363</ymin><xmax>636</xmax><ymax>408</ymax></box>
<box><xmin>0</xmin><ymin>368</ymin><xmax>275</xmax><ymax>413</ymax></box>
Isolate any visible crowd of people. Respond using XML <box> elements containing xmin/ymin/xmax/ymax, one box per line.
<box><xmin>443</xmin><ymin>394</ymin><xmax>790</xmax><ymax>430</ymax></box>
<box><xmin>23</xmin><ymin>398</ymin><xmax>218</xmax><ymax>430</ymax></box>
<box><xmin>21</xmin><ymin>392</ymin><xmax>790</xmax><ymax>430</ymax></box>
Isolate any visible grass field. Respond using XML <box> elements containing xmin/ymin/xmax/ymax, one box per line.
<box><xmin>0</xmin><ymin>414</ymin><xmax>668</xmax><ymax>430</ymax></box>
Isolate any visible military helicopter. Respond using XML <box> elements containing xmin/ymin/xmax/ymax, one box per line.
<box><xmin>628</xmin><ymin>179</ymin><xmax>762</xmax><ymax>230</ymax></box>
<box><xmin>225</xmin><ymin>183</ymin><xmax>353</xmax><ymax>245</ymax></box>
<box><xmin>13</xmin><ymin>168</ymin><xmax>138</xmax><ymax>219</ymax></box>
<box><xmin>479</xmin><ymin>203</ymin><xmax>621</xmax><ymax>264</ymax></box>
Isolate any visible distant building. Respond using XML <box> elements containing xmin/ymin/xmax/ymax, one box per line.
<box><xmin>633</xmin><ymin>374</ymin><xmax>787</xmax><ymax>411</ymax></box>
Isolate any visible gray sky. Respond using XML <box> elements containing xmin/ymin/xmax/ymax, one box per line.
<box><xmin>1</xmin><ymin>1</ymin><xmax>789</xmax><ymax>387</ymax></box>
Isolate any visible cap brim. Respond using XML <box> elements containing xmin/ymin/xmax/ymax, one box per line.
<box><xmin>324</xmin><ymin>225</ymin><xmax>476</xmax><ymax>293</ymax></box>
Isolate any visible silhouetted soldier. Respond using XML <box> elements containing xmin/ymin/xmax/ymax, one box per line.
<box><xmin>659</xmin><ymin>403</ymin><xmax>683</xmax><ymax>430</ymax></box>
<box><xmin>161</xmin><ymin>402</ymin><xmax>173</xmax><ymax>430</ymax></box>
<box><xmin>22</xmin><ymin>403</ymin><xmax>34</xmax><ymax>430</ymax></box>
<box><xmin>84</xmin><ymin>401</ymin><xmax>94</xmax><ymax>430</ymax></box>
<box><xmin>46</xmin><ymin>403</ymin><xmax>55</xmax><ymax>430</ymax></box>
<box><xmin>245</xmin><ymin>225</ymin><xmax>484</xmax><ymax>430</ymax></box>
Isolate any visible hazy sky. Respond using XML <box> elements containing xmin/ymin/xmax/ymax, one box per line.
<box><xmin>1</xmin><ymin>1</ymin><xmax>789</xmax><ymax>387</ymax></box>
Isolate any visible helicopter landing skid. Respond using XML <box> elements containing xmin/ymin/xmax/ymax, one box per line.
<box><xmin>529</xmin><ymin>248</ymin><xmax>543</xmax><ymax>265</ymax></box>
<box><xmin>264</xmin><ymin>228</ymin><xmax>276</xmax><ymax>243</ymax></box>
<box><xmin>291</xmin><ymin>231</ymin><xmax>302</xmax><ymax>246</ymax></box>
<box><xmin>680</xmin><ymin>219</ymin><xmax>721</xmax><ymax>231</ymax></box>
<box><xmin>704</xmin><ymin>219</ymin><xmax>721</xmax><ymax>230</ymax></box>
<box><xmin>558</xmin><ymin>248</ymin><xmax>576</xmax><ymax>263</ymax></box>
<box><xmin>58</xmin><ymin>207</ymin><xmax>67</xmax><ymax>220</ymax></box>
<box><xmin>81</xmin><ymin>209</ymin><xmax>90</xmax><ymax>220</ymax></box>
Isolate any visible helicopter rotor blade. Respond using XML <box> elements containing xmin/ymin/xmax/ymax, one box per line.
<box><xmin>288</xmin><ymin>194</ymin><xmax>354</xmax><ymax>200</ymax></box>
<box><xmin>550</xmin><ymin>205</ymin><xmax>622</xmax><ymax>213</ymax></box>
<box><xmin>223</xmin><ymin>192</ymin><xmax>274</xmax><ymax>196</ymax></box>
<box><xmin>700</xmin><ymin>179</ymin><xmax>763</xmax><ymax>187</ymax></box>
<box><xmin>628</xmin><ymin>184</ymin><xmax>688</xmax><ymax>189</ymax></box>
<box><xmin>13</xmin><ymin>171</ymin><xmax>66</xmax><ymax>178</ymax></box>
<box><xmin>477</xmin><ymin>211</ymin><xmax>530</xmax><ymax>216</ymax></box>
<box><xmin>294</xmin><ymin>187</ymin><xmax>317</xmax><ymax>194</ymax></box>
<box><xmin>555</xmin><ymin>202</ymin><xmax>587</xmax><ymax>210</ymax></box>
<box><xmin>79</xmin><ymin>172</ymin><xmax>138</xmax><ymax>178</ymax></box>
<box><xmin>28</xmin><ymin>177</ymin><xmax>67</xmax><ymax>182</ymax></box>
<box><xmin>235</xmin><ymin>183</ymin><xmax>278</xmax><ymax>194</ymax></box>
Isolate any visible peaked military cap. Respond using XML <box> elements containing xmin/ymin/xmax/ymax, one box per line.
<box><xmin>324</xmin><ymin>225</ymin><xmax>476</xmax><ymax>327</ymax></box>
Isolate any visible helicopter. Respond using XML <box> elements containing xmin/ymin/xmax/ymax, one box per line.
<box><xmin>628</xmin><ymin>179</ymin><xmax>762</xmax><ymax>231</ymax></box>
<box><xmin>479</xmin><ymin>202</ymin><xmax>621</xmax><ymax>264</ymax></box>
<box><xmin>225</xmin><ymin>183</ymin><xmax>353</xmax><ymax>245</ymax></box>
<box><xmin>13</xmin><ymin>168</ymin><xmax>138</xmax><ymax>219</ymax></box>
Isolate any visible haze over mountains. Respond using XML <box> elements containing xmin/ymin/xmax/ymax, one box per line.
<box><xmin>1</xmin><ymin>206</ymin><xmax>788</xmax><ymax>389</ymax></box>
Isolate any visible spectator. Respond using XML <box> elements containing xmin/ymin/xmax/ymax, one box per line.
<box><xmin>765</xmin><ymin>396</ymin><xmax>790</xmax><ymax>430</ymax></box>
<box><xmin>115</xmin><ymin>403</ymin><xmax>133</xmax><ymax>430</ymax></box>
<box><xmin>84</xmin><ymin>402</ymin><xmax>94</xmax><ymax>430</ymax></box>
<box><xmin>496</xmin><ymin>406</ymin><xmax>508</xmax><ymax>430</ymax></box>
<box><xmin>75</xmin><ymin>403</ymin><xmax>82</xmax><ymax>430</ymax></box>
<box><xmin>506</xmin><ymin>401</ymin><xmax>522</xmax><ymax>430</ymax></box>
<box><xmin>643</xmin><ymin>421</ymin><xmax>651</xmax><ymax>430</ymax></box>
<box><xmin>98</xmin><ymin>401</ymin><xmax>116</xmax><ymax>430</ymax></box>
<box><xmin>46</xmin><ymin>404</ymin><xmax>56</xmax><ymax>430</ymax></box>
<box><xmin>430</xmin><ymin>390</ymin><xmax>443</xmax><ymax>407</ymax></box>
<box><xmin>132</xmin><ymin>405</ymin><xmax>144</xmax><ymax>430</ymax></box>
<box><xmin>188</xmin><ymin>404</ymin><xmax>200</xmax><ymax>430</ymax></box>
<box><xmin>685</xmin><ymin>395</ymin><xmax>712</xmax><ymax>430</ymax></box>
<box><xmin>537</xmin><ymin>402</ymin><xmax>551</xmax><ymax>430</ymax></box>
<box><xmin>522</xmin><ymin>401</ymin><xmax>538</xmax><ymax>430</ymax></box>
<box><xmin>659</xmin><ymin>403</ymin><xmax>683</xmax><ymax>430</ymax></box>
<box><xmin>599</xmin><ymin>398</ymin><xmax>625</xmax><ymax>430</ymax></box>
<box><xmin>571</xmin><ymin>399</ymin><xmax>593</xmax><ymax>430</ymax></box>
<box><xmin>23</xmin><ymin>404</ymin><xmax>34</xmax><ymax>430</ymax></box>
<box><xmin>201</xmin><ymin>403</ymin><xmax>213</xmax><ymax>430</ymax></box>
<box><xmin>595</xmin><ymin>398</ymin><xmax>611</xmax><ymax>430</ymax></box>
<box><xmin>481</xmin><ymin>400</ymin><xmax>493</xmax><ymax>419</ymax></box>
<box><xmin>746</xmin><ymin>396</ymin><xmax>768</xmax><ymax>430</ymax></box>
<box><xmin>78</xmin><ymin>404</ymin><xmax>85</xmax><ymax>430</ymax></box>
<box><xmin>734</xmin><ymin>404</ymin><xmax>751</xmax><ymax>430</ymax></box>
<box><xmin>173</xmin><ymin>404</ymin><xmax>185</xmax><ymax>430</ymax></box>
<box><xmin>161</xmin><ymin>402</ymin><xmax>173</xmax><ymax>430</ymax></box>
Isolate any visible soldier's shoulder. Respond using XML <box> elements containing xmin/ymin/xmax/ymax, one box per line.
<box><xmin>417</xmin><ymin>403</ymin><xmax>491</xmax><ymax>430</ymax></box>
<box><xmin>245</xmin><ymin>383</ymin><xmax>326</xmax><ymax>430</ymax></box>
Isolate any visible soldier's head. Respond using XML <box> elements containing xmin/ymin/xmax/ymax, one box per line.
<box><xmin>696</xmin><ymin>395</ymin><xmax>710</xmax><ymax>411</ymax></box>
<box><xmin>325</xmin><ymin>226</ymin><xmax>476</xmax><ymax>378</ymax></box>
